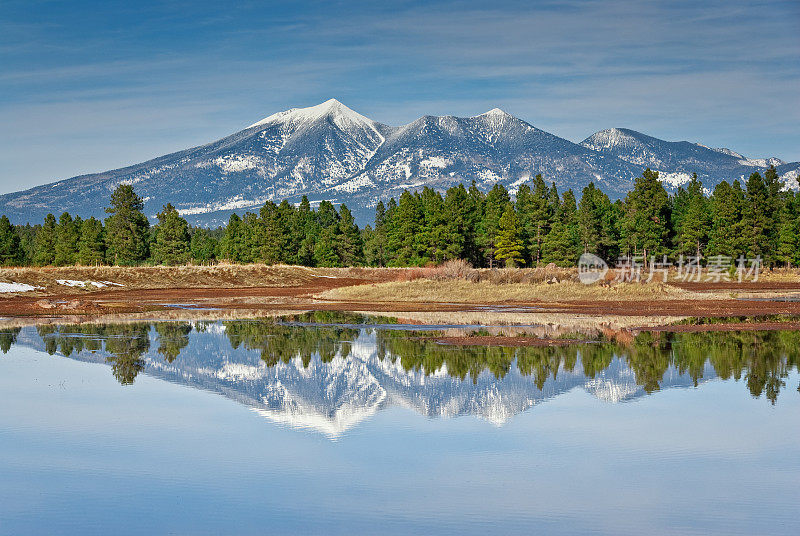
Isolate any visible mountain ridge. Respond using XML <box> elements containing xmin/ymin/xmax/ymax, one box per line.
<box><xmin>2</xmin><ymin>99</ymin><xmax>797</xmax><ymax>226</ymax></box>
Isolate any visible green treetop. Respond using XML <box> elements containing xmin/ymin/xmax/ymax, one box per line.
<box><xmin>77</xmin><ymin>217</ymin><xmax>105</xmax><ymax>265</ymax></box>
<box><xmin>33</xmin><ymin>213</ymin><xmax>57</xmax><ymax>266</ymax></box>
<box><xmin>0</xmin><ymin>216</ymin><xmax>23</xmax><ymax>266</ymax></box>
<box><xmin>104</xmin><ymin>184</ymin><xmax>150</xmax><ymax>265</ymax></box>
<box><xmin>151</xmin><ymin>203</ymin><xmax>191</xmax><ymax>265</ymax></box>
<box><xmin>494</xmin><ymin>203</ymin><xmax>524</xmax><ymax>267</ymax></box>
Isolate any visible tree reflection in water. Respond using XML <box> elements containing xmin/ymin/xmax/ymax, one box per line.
<box><xmin>22</xmin><ymin>312</ymin><xmax>800</xmax><ymax>403</ymax></box>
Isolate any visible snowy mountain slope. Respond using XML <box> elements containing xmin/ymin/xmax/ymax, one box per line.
<box><xmin>1</xmin><ymin>99</ymin><xmax>796</xmax><ymax>226</ymax></box>
<box><xmin>328</xmin><ymin>109</ymin><xmax>641</xmax><ymax>204</ymax></box>
<box><xmin>581</xmin><ymin>127</ymin><xmax>793</xmax><ymax>188</ymax></box>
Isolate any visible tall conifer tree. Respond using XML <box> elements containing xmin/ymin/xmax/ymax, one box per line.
<box><xmin>33</xmin><ymin>213</ymin><xmax>57</xmax><ymax>266</ymax></box>
<box><xmin>495</xmin><ymin>204</ymin><xmax>524</xmax><ymax>267</ymax></box>
<box><xmin>104</xmin><ymin>184</ymin><xmax>149</xmax><ymax>265</ymax></box>
<box><xmin>151</xmin><ymin>203</ymin><xmax>191</xmax><ymax>265</ymax></box>
<box><xmin>0</xmin><ymin>216</ymin><xmax>23</xmax><ymax>266</ymax></box>
<box><xmin>77</xmin><ymin>217</ymin><xmax>105</xmax><ymax>265</ymax></box>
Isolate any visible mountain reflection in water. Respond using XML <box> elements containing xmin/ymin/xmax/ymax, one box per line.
<box><xmin>3</xmin><ymin>312</ymin><xmax>798</xmax><ymax>438</ymax></box>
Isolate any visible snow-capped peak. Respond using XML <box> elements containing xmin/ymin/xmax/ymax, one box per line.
<box><xmin>247</xmin><ymin>98</ymin><xmax>375</xmax><ymax>130</ymax></box>
<box><xmin>581</xmin><ymin>128</ymin><xmax>639</xmax><ymax>150</ymax></box>
<box><xmin>477</xmin><ymin>108</ymin><xmax>511</xmax><ymax>118</ymax></box>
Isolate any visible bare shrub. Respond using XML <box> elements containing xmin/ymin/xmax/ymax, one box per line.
<box><xmin>395</xmin><ymin>266</ymin><xmax>436</xmax><ymax>282</ymax></box>
<box><xmin>427</xmin><ymin>259</ymin><xmax>474</xmax><ymax>281</ymax></box>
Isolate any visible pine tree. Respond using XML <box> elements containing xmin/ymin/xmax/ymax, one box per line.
<box><xmin>297</xmin><ymin>207</ymin><xmax>320</xmax><ymax>267</ymax></box>
<box><xmin>221</xmin><ymin>213</ymin><xmax>245</xmax><ymax>262</ymax></box>
<box><xmin>54</xmin><ymin>212</ymin><xmax>79</xmax><ymax>266</ymax></box>
<box><xmin>708</xmin><ymin>180</ymin><xmax>747</xmax><ymax>259</ymax></box>
<box><xmin>240</xmin><ymin>212</ymin><xmax>260</xmax><ymax>264</ymax></box>
<box><xmin>676</xmin><ymin>174</ymin><xmax>711</xmax><ymax>258</ymax></box>
<box><xmin>744</xmin><ymin>172</ymin><xmax>770</xmax><ymax>261</ymax></box>
<box><xmin>542</xmin><ymin>189</ymin><xmax>581</xmax><ymax>266</ymax></box>
<box><xmin>670</xmin><ymin>186</ymin><xmax>690</xmax><ymax>253</ymax></box>
<box><xmin>577</xmin><ymin>182</ymin><xmax>616</xmax><ymax>259</ymax></box>
<box><xmin>442</xmin><ymin>184</ymin><xmax>473</xmax><ymax>262</ymax></box>
<box><xmin>151</xmin><ymin>203</ymin><xmax>191</xmax><ymax>265</ymax></box>
<box><xmin>337</xmin><ymin>204</ymin><xmax>363</xmax><ymax>266</ymax></box>
<box><xmin>494</xmin><ymin>204</ymin><xmax>524</xmax><ymax>267</ymax></box>
<box><xmin>516</xmin><ymin>175</ymin><xmax>552</xmax><ymax>266</ymax></box>
<box><xmin>104</xmin><ymin>184</ymin><xmax>149</xmax><ymax>265</ymax></box>
<box><xmin>77</xmin><ymin>217</ymin><xmax>105</xmax><ymax>265</ymax></box>
<box><xmin>293</xmin><ymin>196</ymin><xmax>315</xmax><ymax>265</ymax></box>
<box><xmin>364</xmin><ymin>201</ymin><xmax>388</xmax><ymax>266</ymax></box>
<box><xmin>775</xmin><ymin>189</ymin><xmax>799</xmax><ymax>267</ymax></box>
<box><xmin>33</xmin><ymin>213</ymin><xmax>57</xmax><ymax>266</ymax></box>
<box><xmin>622</xmin><ymin>169</ymin><xmax>670</xmax><ymax>263</ymax></box>
<box><xmin>418</xmin><ymin>187</ymin><xmax>451</xmax><ymax>263</ymax></box>
<box><xmin>258</xmin><ymin>201</ymin><xmax>289</xmax><ymax>264</ymax></box>
<box><xmin>477</xmin><ymin>183</ymin><xmax>510</xmax><ymax>267</ymax></box>
<box><xmin>763</xmin><ymin>166</ymin><xmax>783</xmax><ymax>266</ymax></box>
<box><xmin>316</xmin><ymin>200</ymin><xmax>339</xmax><ymax>229</ymax></box>
<box><xmin>189</xmin><ymin>228</ymin><xmax>218</xmax><ymax>264</ymax></box>
<box><xmin>14</xmin><ymin>224</ymin><xmax>35</xmax><ymax>265</ymax></box>
<box><xmin>0</xmin><ymin>216</ymin><xmax>23</xmax><ymax>266</ymax></box>
<box><xmin>314</xmin><ymin>226</ymin><xmax>340</xmax><ymax>267</ymax></box>
<box><xmin>387</xmin><ymin>191</ymin><xmax>422</xmax><ymax>265</ymax></box>
<box><xmin>465</xmin><ymin>182</ymin><xmax>486</xmax><ymax>265</ymax></box>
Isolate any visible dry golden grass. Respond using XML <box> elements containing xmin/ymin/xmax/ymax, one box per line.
<box><xmin>322</xmin><ymin>278</ymin><xmax>714</xmax><ymax>303</ymax></box>
<box><xmin>0</xmin><ymin>264</ymin><xmax>396</xmax><ymax>294</ymax></box>
<box><xmin>353</xmin><ymin>310</ymin><xmax>685</xmax><ymax>330</ymax></box>
<box><xmin>393</xmin><ymin>261</ymin><xmax>578</xmax><ymax>284</ymax></box>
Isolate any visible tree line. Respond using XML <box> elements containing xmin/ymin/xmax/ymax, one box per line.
<box><xmin>0</xmin><ymin>166</ymin><xmax>798</xmax><ymax>268</ymax></box>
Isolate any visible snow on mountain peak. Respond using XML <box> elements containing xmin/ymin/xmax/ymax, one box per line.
<box><xmin>581</xmin><ymin>128</ymin><xmax>639</xmax><ymax>150</ymax></box>
<box><xmin>247</xmin><ymin>98</ymin><xmax>375</xmax><ymax>130</ymax></box>
<box><xmin>478</xmin><ymin>108</ymin><xmax>511</xmax><ymax>117</ymax></box>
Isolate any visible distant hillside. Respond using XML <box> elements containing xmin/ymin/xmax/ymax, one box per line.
<box><xmin>1</xmin><ymin>99</ymin><xmax>797</xmax><ymax>226</ymax></box>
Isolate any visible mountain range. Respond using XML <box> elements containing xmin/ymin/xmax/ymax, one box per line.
<box><xmin>2</xmin><ymin>98</ymin><xmax>797</xmax><ymax>226</ymax></box>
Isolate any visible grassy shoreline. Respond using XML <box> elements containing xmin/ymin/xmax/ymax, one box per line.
<box><xmin>0</xmin><ymin>264</ymin><xmax>799</xmax><ymax>332</ymax></box>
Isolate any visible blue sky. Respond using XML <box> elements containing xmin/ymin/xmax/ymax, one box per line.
<box><xmin>1</xmin><ymin>0</ymin><xmax>798</xmax><ymax>194</ymax></box>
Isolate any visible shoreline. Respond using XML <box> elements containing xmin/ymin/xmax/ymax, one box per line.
<box><xmin>2</xmin><ymin>265</ymin><xmax>800</xmax><ymax>336</ymax></box>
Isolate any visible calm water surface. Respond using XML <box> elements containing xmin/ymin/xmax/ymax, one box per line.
<box><xmin>1</xmin><ymin>314</ymin><xmax>798</xmax><ymax>535</ymax></box>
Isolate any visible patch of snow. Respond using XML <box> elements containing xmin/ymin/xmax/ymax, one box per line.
<box><xmin>507</xmin><ymin>175</ymin><xmax>530</xmax><ymax>195</ymax></box>
<box><xmin>395</xmin><ymin>181</ymin><xmax>425</xmax><ymax>189</ymax></box>
<box><xmin>780</xmin><ymin>166</ymin><xmax>800</xmax><ymax>190</ymax></box>
<box><xmin>657</xmin><ymin>171</ymin><xmax>693</xmax><ymax>188</ymax></box>
<box><xmin>57</xmin><ymin>279</ymin><xmax>90</xmax><ymax>287</ymax></box>
<box><xmin>56</xmin><ymin>279</ymin><xmax>121</xmax><ymax>288</ymax></box>
<box><xmin>331</xmin><ymin>174</ymin><xmax>375</xmax><ymax>193</ymax></box>
<box><xmin>177</xmin><ymin>196</ymin><xmax>270</xmax><ymax>216</ymax></box>
<box><xmin>477</xmin><ymin>169</ymin><xmax>503</xmax><ymax>183</ymax></box>
<box><xmin>420</xmin><ymin>156</ymin><xmax>450</xmax><ymax>169</ymax></box>
<box><xmin>214</xmin><ymin>155</ymin><xmax>261</xmax><ymax>173</ymax></box>
<box><xmin>0</xmin><ymin>282</ymin><xmax>42</xmax><ymax>293</ymax></box>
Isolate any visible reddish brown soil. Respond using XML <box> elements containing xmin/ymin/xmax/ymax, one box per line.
<box><xmin>4</xmin><ymin>277</ymin><xmax>800</xmax><ymax>332</ymax></box>
<box><xmin>671</xmin><ymin>281</ymin><xmax>800</xmax><ymax>291</ymax></box>
<box><xmin>541</xmin><ymin>298</ymin><xmax>800</xmax><ymax>317</ymax></box>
